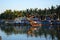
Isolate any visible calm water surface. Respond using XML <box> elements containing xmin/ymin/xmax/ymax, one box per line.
<box><xmin>0</xmin><ymin>24</ymin><xmax>60</xmax><ymax>40</ymax></box>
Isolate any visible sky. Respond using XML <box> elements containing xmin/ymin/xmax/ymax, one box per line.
<box><xmin>0</xmin><ymin>0</ymin><xmax>60</xmax><ymax>13</ymax></box>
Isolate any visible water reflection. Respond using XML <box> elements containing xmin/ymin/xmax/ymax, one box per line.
<box><xmin>0</xmin><ymin>24</ymin><xmax>60</xmax><ymax>40</ymax></box>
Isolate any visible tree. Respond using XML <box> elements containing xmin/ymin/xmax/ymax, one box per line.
<box><xmin>56</xmin><ymin>5</ymin><xmax>60</xmax><ymax>20</ymax></box>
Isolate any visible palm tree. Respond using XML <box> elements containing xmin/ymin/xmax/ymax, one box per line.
<box><xmin>50</xmin><ymin>6</ymin><xmax>56</xmax><ymax>20</ymax></box>
<box><xmin>56</xmin><ymin>5</ymin><xmax>60</xmax><ymax>20</ymax></box>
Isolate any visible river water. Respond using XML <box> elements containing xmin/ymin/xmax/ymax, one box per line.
<box><xmin>0</xmin><ymin>24</ymin><xmax>60</xmax><ymax>40</ymax></box>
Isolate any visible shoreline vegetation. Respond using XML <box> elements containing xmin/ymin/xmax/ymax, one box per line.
<box><xmin>0</xmin><ymin>5</ymin><xmax>60</xmax><ymax>20</ymax></box>
<box><xmin>0</xmin><ymin>5</ymin><xmax>60</xmax><ymax>26</ymax></box>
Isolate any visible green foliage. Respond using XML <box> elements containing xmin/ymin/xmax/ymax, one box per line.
<box><xmin>0</xmin><ymin>5</ymin><xmax>60</xmax><ymax>19</ymax></box>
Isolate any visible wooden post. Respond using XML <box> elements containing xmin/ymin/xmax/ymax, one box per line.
<box><xmin>0</xmin><ymin>36</ymin><xmax>2</xmax><ymax>40</ymax></box>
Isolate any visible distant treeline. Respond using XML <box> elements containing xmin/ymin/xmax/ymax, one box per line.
<box><xmin>0</xmin><ymin>5</ymin><xmax>60</xmax><ymax>19</ymax></box>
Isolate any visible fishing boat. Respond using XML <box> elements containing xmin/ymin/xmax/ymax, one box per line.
<box><xmin>30</xmin><ymin>20</ymin><xmax>42</xmax><ymax>27</ymax></box>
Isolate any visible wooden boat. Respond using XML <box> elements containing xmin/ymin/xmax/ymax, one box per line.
<box><xmin>30</xmin><ymin>20</ymin><xmax>42</xmax><ymax>27</ymax></box>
